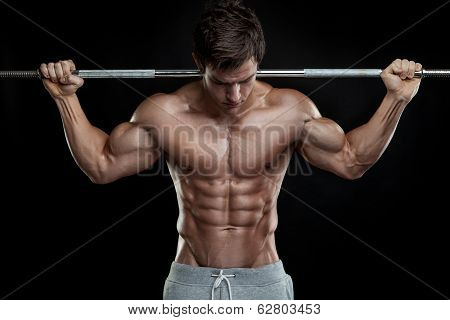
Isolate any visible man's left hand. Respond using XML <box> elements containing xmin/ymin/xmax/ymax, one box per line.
<box><xmin>381</xmin><ymin>59</ymin><xmax>422</xmax><ymax>101</ymax></box>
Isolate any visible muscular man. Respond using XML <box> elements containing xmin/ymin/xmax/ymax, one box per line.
<box><xmin>40</xmin><ymin>0</ymin><xmax>421</xmax><ymax>300</ymax></box>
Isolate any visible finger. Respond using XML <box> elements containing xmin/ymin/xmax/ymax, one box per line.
<box><xmin>392</xmin><ymin>59</ymin><xmax>402</xmax><ymax>74</ymax></box>
<box><xmin>416</xmin><ymin>63</ymin><xmax>422</xmax><ymax>71</ymax></box>
<box><xmin>401</xmin><ymin>59</ymin><xmax>409</xmax><ymax>79</ymax></box>
<box><xmin>67</xmin><ymin>74</ymin><xmax>84</xmax><ymax>88</ymax></box>
<box><xmin>60</xmin><ymin>61</ymin><xmax>72</xmax><ymax>83</ymax></box>
<box><xmin>39</xmin><ymin>63</ymin><xmax>50</xmax><ymax>79</ymax></box>
<box><xmin>408</xmin><ymin>60</ymin><xmax>415</xmax><ymax>79</ymax></box>
<box><xmin>47</xmin><ymin>62</ymin><xmax>58</xmax><ymax>82</ymax></box>
<box><xmin>67</xmin><ymin>59</ymin><xmax>76</xmax><ymax>71</ymax></box>
<box><xmin>55</xmin><ymin>62</ymin><xmax>64</xmax><ymax>82</ymax></box>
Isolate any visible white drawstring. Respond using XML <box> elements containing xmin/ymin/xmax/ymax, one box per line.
<box><xmin>211</xmin><ymin>269</ymin><xmax>236</xmax><ymax>300</ymax></box>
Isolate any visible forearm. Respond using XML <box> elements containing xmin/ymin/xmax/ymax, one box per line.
<box><xmin>347</xmin><ymin>93</ymin><xmax>409</xmax><ymax>166</ymax></box>
<box><xmin>300</xmin><ymin>59</ymin><xmax>421</xmax><ymax>180</ymax></box>
<box><xmin>54</xmin><ymin>94</ymin><xmax>109</xmax><ymax>180</ymax></box>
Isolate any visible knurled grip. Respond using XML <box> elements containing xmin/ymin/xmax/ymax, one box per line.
<box><xmin>0</xmin><ymin>70</ymin><xmax>41</xmax><ymax>79</ymax></box>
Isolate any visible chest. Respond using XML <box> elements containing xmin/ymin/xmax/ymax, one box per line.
<box><xmin>164</xmin><ymin>121</ymin><xmax>298</xmax><ymax>176</ymax></box>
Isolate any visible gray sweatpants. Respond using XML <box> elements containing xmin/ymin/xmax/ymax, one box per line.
<box><xmin>163</xmin><ymin>260</ymin><xmax>294</xmax><ymax>300</ymax></box>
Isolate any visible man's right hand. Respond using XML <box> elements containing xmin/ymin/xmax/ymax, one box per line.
<box><xmin>40</xmin><ymin>60</ymin><xmax>84</xmax><ymax>99</ymax></box>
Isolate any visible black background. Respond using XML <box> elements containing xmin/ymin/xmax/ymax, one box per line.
<box><xmin>1</xmin><ymin>0</ymin><xmax>449</xmax><ymax>299</ymax></box>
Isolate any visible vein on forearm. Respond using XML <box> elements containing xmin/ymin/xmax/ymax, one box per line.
<box><xmin>54</xmin><ymin>95</ymin><xmax>108</xmax><ymax>175</ymax></box>
<box><xmin>348</xmin><ymin>94</ymin><xmax>408</xmax><ymax>165</ymax></box>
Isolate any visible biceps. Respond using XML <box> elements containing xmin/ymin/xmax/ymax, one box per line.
<box><xmin>301</xmin><ymin>117</ymin><xmax>346</xmax><ymax>153</ymax></box>
<box><xmin>103</xmin><ymin>122</ymin><xmax>161</xmax><ymax>177</ymax></box>
<box><xmin>299</xmin><ymin>139</ymin><xmax>358</xmax><ymax>179</ymax></box>
<box><xmin>104</xmin><ymin>146</ymin><xmax>161</xmax><ymax>179</ymax></box>
<box><xmin>108</xmin><ymin>122</ymin><xmax>154</xmax><ymax>155</ymax></box>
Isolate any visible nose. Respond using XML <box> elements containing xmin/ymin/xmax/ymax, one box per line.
<box><xmin>226</xmin><ymin>83</ymin><xmax>241</xmax><ymax>103</ymax></box>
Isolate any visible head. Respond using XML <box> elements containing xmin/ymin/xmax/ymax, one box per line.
<box><xmin>192</xmin><ymin>0</ymin><xmax>266</xmax><ymax>112</ymax></box>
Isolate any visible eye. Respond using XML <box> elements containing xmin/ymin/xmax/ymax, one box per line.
<box><xmin>240</xmin><ymin>76</ymin><xmax>255</xmax><ymax>84</ymax></box>
<box><xmin>212</xmin><ymin>79</ymin><xmax>225</xmax><ymax>85</ymax></box>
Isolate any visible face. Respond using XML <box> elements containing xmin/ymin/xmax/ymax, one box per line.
<box><xmin>201</xmin><ymin>58</ymin><xmax>258</xmax><ymax>113</ymax></box>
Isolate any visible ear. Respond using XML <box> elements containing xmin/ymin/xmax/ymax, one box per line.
<box><xmin>192</xmin><ymin>53</ymin><xmax>205</xmax><ymax>73</ymax></box>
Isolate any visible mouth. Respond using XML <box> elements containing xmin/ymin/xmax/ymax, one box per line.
<box><xmin>224</xmin><ymin>102</ymin><xmax>241</xmax><ymax>108</ymax></box>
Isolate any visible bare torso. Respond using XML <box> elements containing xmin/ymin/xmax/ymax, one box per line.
<box><xmin>44</xmin><ymin>58</ymin><xmax>417</xmax><ymax>269</ymax></box>
<box><xmin>151</xmin><ymin>80</ymin><xmax>309</xmax><ymax>268</ymax></box>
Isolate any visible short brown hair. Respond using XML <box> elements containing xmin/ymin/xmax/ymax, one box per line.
<box><xmin>193</xmin><ymin>0</ymin><xmax>266</xmax><ymax>71</ymax></box>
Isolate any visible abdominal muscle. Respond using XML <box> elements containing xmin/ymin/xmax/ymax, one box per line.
<box><xmin>173</xmin><ymin>174</ymin><xmax>281</xmax><ymax>268</ymax></box>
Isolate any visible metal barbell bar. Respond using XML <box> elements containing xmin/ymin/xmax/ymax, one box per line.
<box><xmin>0</xmin><ymin>69</ymin><xmax>449</xmax><ymax>79</ymax></box>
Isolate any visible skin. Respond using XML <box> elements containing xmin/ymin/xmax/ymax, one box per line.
<box><xmin>40</xmin><ymin>57</ymin><xmax>421</xmax><ymax>268</ymax></box>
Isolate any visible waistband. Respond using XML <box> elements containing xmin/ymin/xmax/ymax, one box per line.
<box><xmin>167</xmin><ymin>260</ymin><xmax>287</xmax><ymax>286</ymax></box>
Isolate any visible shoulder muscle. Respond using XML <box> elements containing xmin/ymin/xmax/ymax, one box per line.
<box><xmin>267</xmin><ymin>88</ymin><xmax>321</xmax><ymax>119</ymax></box>
<box><xmin>131</xmin><ymin>93</ymin><xmax>185</xmax><ymax>126</ymax></box>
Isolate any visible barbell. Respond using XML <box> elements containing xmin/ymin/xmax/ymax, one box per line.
<box><xmin>0</xmin><ymin>68</ymin><xmax>449</xmax><ymax>79</ymax></box>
